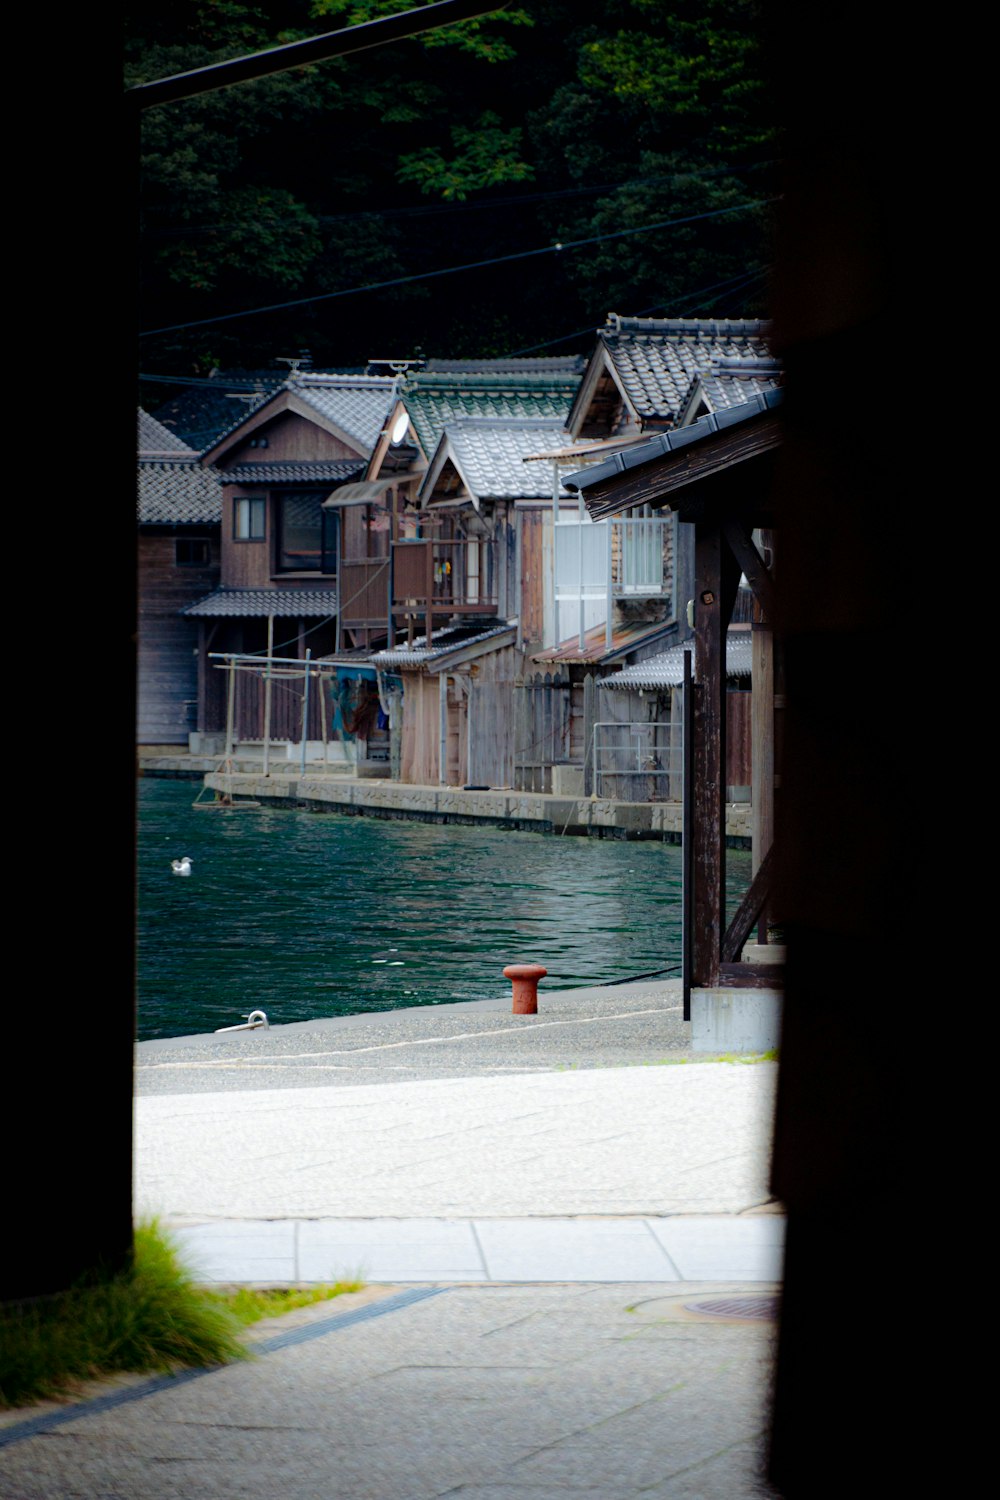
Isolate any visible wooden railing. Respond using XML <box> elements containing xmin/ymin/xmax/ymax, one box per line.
<box><xmin>391</xmin><ymin>539</ymin><xmax>497</xmax><ymax>613</ymax></box>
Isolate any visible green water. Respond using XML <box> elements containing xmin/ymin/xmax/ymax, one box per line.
<box><xmin>137</xmin><ymin>780</ymin><xmax>751</xmax><ymax>1040</ymax></box>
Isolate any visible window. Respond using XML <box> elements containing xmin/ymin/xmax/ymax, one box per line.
<box><xmin>234</xmin><ymin>496</ymin><xmax>265</xmax><ymax>540</ymax></box>
<box><xmin>275</xmin><ymin>491</ymin><xmax>337</xmax><ymax>573</ymax></box>
<box><xmin>175</xmin><ymin>538</ymin><xmax>210</xmax><ymax>566</ymax></box>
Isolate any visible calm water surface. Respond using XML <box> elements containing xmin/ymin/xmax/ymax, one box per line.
<box><xmin>137</xmin><ymin>780</ymin><xmax>751</xmax><ymax>1039</ymax></box>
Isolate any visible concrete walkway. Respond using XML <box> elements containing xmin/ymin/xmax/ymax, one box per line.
<box><xmin>0</xmin><ymin>984</ymin><xmax>784</xmax><ymax>1497</ymax></box>
<box><xmin>134</xmin><ymin>980</ymin><xmax>781</xmax><ymax>1284</ymax></box>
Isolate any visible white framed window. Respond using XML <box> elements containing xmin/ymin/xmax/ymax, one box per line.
<box><xmin>234</xmin><ymin>496</ymin><xmax>265</xmax><ymax>540</ymax></box>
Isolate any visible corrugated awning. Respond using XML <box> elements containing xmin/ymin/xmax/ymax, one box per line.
<box><xmin>323</xmin><ymin>478</ymin><xmax>395</xmax><ymax>507</ymax></box>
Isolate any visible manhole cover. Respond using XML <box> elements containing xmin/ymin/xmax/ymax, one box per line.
<box><xmin>684</xmin><ymin>1295</ymin><xmax>780</xmax><ymax>1322</ymax></box>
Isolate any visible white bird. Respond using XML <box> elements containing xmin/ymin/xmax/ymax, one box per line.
<box><xmin>171</xmin><ymin>857</ymin><xmax>193</xmax><ymax>876</ymax></box>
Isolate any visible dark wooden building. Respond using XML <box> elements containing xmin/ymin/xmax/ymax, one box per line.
<box><xmin>137</xmin><ymin>410</ymin><xmax>221</xmax><ymax>744</ymax></box>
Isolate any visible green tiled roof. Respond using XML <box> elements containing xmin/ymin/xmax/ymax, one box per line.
<box><xmin>401</xmin><ymin>372</ymin><xmax>579</xmax><ymax>459</ymax></box>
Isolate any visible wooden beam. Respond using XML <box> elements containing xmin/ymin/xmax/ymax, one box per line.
<box><xmin>718</xmin><ymin>962</ymin><xmax>785</xmax><ymax>988</ymax></box>
<box><xmin>721</xmin><ymin>844</ymin><xmax>776</xmax><ymax>962</ymax></box>
<box><xmin>721</xmin><ymin>520</ymin><xmax>777</xmax><ymax>620</ymax></box>
<box><xmin>585</xmin><ymin>415</ymin><xmax>782</xmax><ymax>518</ymax></box>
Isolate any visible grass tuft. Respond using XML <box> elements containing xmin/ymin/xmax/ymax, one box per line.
<box><xmin>0</xmin><ymin>1222</ymin><xmax>364</xmax><ymax>1410</ymax></box>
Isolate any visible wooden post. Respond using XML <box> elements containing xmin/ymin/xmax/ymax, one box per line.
<box><xmin>691</xmin><ymin>520</ymin><xmax>742</xmax><ymax>987</ymax></box>
<box><xmin>300</xmin><ymin>648</ymin><xmax>311</xmax><ymax>775</ymax></box>
<box><xmin>262</xmin><ymin>614</ymin><xmax>274</xmax><ymax>777</ymax></box>
<box><xmin>425</xmin><ymin>542</ymin><xmax>434</xmax><ymax>647</ymax></box>
<box><xmin>692</xmin><ymin>524</ymin><xmax>725</xmax><ymax>988</ymax></box>
<box><xmin>751</xmin><ymin>622</ymin><xmax>774</xmax><ymax>934</ymax></box>
<box><xmin>682</xmin><ymin>649</ymin><xmax>693</xmax><ymax>1020</ymax></box>
<box><xmin>583</xmin><ymin>671</ymin><xmax>596</xmax><ymax>796</ymax></box>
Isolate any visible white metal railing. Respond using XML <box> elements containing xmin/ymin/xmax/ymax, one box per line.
<box><xmin>592</xmin><ymin>719</ymin><xmax>682</xmax><ymax>803</ymax></box>
<box><xmin>613</xmin><ymin>518</ymin><xmax>669</xmax><ymax>595</ymax></box>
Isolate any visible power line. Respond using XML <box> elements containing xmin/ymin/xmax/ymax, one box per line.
<box><xmin>503</xmin><ymin>266</ymin><xmax>773</xmax><ymax>357</ymax></box>
<box><xmin>142</xmin><ymin>160</ymin><xmax>780</xmax><ymax>237</ymax></box>
<box><xmin>139</xmin><ymin>197</ymin><xmax>779</xmax><ymax>338</ymax></box>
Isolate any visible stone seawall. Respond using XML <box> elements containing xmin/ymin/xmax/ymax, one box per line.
<box><xmin>191</xmin><ymin>768</ymin><xmax>753</xmax><ymax>844</ymax></box>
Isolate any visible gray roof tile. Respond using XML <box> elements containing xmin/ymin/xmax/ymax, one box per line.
<box><xmin>219</xmin><ymin>461</ymin><xmax>364</xmax><ymax>485</ymax></box>
<box><xmin>287</xmin><ymin>375</ymin><xmax>397</xmax><ymax>452</ymax></box>
<box><xmin>138</xmin><ymin>461</ymin><xmax>221</xmax><ymax>525</ymax></box>
<box><xmin>182</xmin><ymin>588</ymin><xmax>338</xmax><ymax>618</ymax></box>
<box><xmin>599</xmin><ymin>315</ymin><xmax>775</xmax><ymax>423</ymax></box>
<box><xmin>139</xmin><ymin>408</ymin><xmax>195</xmax><ymax>456</ymax></box>
<box><xmin>430</xmin><ymin>420</ymin><xmax>572</xmax><ymax>501</ymax></box>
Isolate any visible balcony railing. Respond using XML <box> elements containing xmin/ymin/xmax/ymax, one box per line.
<box><xmin>391</xmin><ymin>539</ymin><xmax>498</xmax><ymax>614</ymax></box>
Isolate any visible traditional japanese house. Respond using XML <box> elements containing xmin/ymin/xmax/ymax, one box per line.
<box><xmin>181</xmin><ymin>373</ymin><xmax>397</xmax><ymax>748</ymax></box>
<box><xmin>514</xmin><ymin>317</ymin><xmax>782</xmax><ymax>795</ymax></box>
<box><xmin>137</xmin><ymin>410</ymin><xmax>221</xmax><ymax>744</ymax></box>
<box><xmin>368</xmin><ymin>416</ymin><xmax>575</xmax><ymax>787</ymax></box>
<box><xmin>563</xmin><ymin>388</ymin><xmax>784</xmax><ymax>1036</ymax></box>
<box><xmin>337</xmin><ymin>363</ymin><xmax>584</xmax><ymax>649</ymax></box>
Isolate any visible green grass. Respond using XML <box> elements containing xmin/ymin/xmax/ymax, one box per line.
<box><xmin>0</xmin><ymin>1222</ymin><xmax>363</xmax><ymax>1411</ymax></box>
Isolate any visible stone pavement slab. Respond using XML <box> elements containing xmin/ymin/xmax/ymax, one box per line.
<box><xmin>168</xmin><ymin>1215</ymin><xmax>785</xmax><ymax>1285</ymax></box>
<box><xmin>0</xmin><ymin>1283</ymin><xmax>780</xmax><ymax>1499</ymax></box>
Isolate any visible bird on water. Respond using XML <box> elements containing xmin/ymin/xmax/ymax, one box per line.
<box><xmin>171</xmin><ymin>856</ymin><xmax>193</xmax><ymax>876</ymax></box>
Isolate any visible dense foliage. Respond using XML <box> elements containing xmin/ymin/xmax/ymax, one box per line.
<box><xmin>127</xmin><ymin>0</ymin><xmax>776</xmax><ymax>384</ymax></box>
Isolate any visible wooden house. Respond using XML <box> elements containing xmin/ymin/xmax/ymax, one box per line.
<box><xmin>181</xmin><ymin>373</ymin><xmax>397</xmax><ymax>748</ymax></box>
<box><xmin>512</xmin><ymin>317</ymin><xmax>782</xmax><ymax>796</ymax></box>
<box><xmin>338</xmin><ymin>365</ymin><xmax>583</xmax><ymax>650</ymax></box>
<box><xmin>137</xmin><ymin>410</ymin><xmax>221</xmax><ymax>744</ymax></box>
<box><xmin>368</xmin><ymin>416</ymin><xmax>574</xmax><ymax>787</ymax></box>
<box><xmin>563</xmin><ymin>389</ymin><xmax>784</xmax><ymax>1015</ymax></box>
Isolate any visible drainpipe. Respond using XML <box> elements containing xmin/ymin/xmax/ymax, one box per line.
<box><xmin>577</xmin><ymin>493</ymin><xmax>585</xmax><ymax>651</ymax></box>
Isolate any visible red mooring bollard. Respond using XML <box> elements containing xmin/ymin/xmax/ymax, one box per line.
<box><xmin>504</xmin><ymin>962</ymin><xmax>547</xmax><ymax>1015</ymax></box>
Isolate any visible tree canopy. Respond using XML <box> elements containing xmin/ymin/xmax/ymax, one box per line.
<box><xmin>128</xmin><ymin>0</ymin><xmax>776</xmax><ymax>385</ymax></box>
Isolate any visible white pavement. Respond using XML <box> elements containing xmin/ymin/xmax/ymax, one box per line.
<box><xmin>135</xmin><ymin>1060</ymin><xmax>783</xmax><ymax>1285</ymax></box>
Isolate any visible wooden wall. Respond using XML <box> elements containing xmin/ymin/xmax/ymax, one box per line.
<box><xmin>513</xmin><ymin>668</ymin><xmax>571</xmax><ymax>792</ymax></box>
<box><xmin>519</xmin><ymin>508</ymin><xmax>546</xmax><ymax>646</ymax></box>
<box><xmin>138</xmin><ymin>529</ymin><xmax>219</xmax><ymax>743</ymax></box>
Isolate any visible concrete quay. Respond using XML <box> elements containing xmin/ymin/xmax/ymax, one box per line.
<box><xmin>138</xmin><ymin>747</ymin><xmax>753</xmax><ymax>842</ymax></box>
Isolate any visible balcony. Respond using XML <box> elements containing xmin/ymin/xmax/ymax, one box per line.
<box><xmin>554</xmin><ymin>515</ymin><xmax>673</xmax><ymax>642</ymax></box>
<box><xmin>391</xmin><ymin>539</ymin><xmax>498</xmax><ymax>616</ymax></box>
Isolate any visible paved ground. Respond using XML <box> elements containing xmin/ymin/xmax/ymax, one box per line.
<box><xmin>1</xmin><ymin>1284</ymin><xmax>779</xmax><ymax>1498</ymax></box>
<box><xmin>1</xmin><ymin>981</ymin><xmax>784</xmax><ymax>1497</ymax></box>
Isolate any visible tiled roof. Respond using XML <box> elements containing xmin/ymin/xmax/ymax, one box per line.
<box><xmin>138</xmin><ymin>408</ymin><xmax>194</xmax><ymax>456</ymax></box>
<box><xmin>422</xmin><ymin>355</ymin><xmax>587</xmax><ymax>375</ymax></box>
<box><xmin>428</xmin><ymin>420</ymin><xmax>572</xmax><ymax>502</ymax></box>
<box><xmin>678</xmin><ymin>365</ymin><xmax>782</xmax><ymax>425</ymax></box>
<box><xmin>563</xmin><ymin>388</ymin><xmax>784</xmax><ymax>501</ymax></box>
<box><xmin>595</xmin><ymin>315</ymin><xmax>774</xmax><ymax>423</ymax></box>
<box><xmin>286</xmin><ymin>375</ymin><xmax>397</xmax><ymax>452</ymax></box>
<box><xmin>219</xmin><ymin>461</ymin><xmax>364</xmax><ymax>485</ymax></box>
<box><xmin>372</xmin><ymin>621</ymin><xmax>515</xmax><ymax>668</ymax></box>
<box><xmin>400</xmin><ymin>371</ymin><xmax>579</xmax><ymax>458</ymax></box>
<box><xmin>151</xmin><ymin>371</ymin><xmax>281</xmax><ymax>451</ymax></box>
<box><xmin>138</xmin><ymin>461</ymin><xmax>221</xmax><ymax>525</ymax></box>
<box><xmin>182</xmin><ymin>588</ymin><xmax>338</xmax><ymax>618</ymax></box>
<box><xmin>603</xmin><ymin>631</ymin><xmax>753</xmax><ymax>689</ymax></box>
